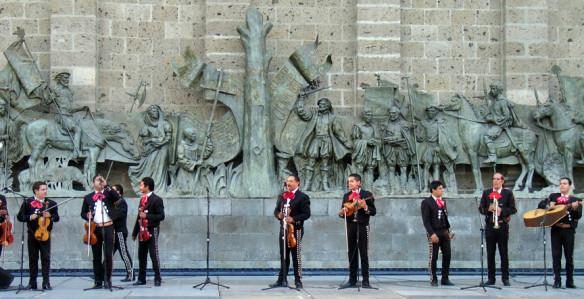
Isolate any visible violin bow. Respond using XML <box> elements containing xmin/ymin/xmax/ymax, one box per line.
<box><xmin>87</xmin><ymin>216</ymin><xmax>91</xmax><ymax>257</ymax></box>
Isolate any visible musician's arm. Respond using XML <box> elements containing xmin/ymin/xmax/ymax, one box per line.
<box><xmin>131</xmin><ymin>218</ymin><xmax>139</xmax><ymax>240</ymax></box>
<box><xmin>421</xmin><ymin>201</ymin><xmax>434</xmax><ymax>235</ymax></box>
<box><xmin>365</xmin><ymin>193</ymin><xmax>376</xmax><ymax>216</ymax></box>
<box><xmin>50</xmin><ymin>202</ymin><xmax>60</xmax><ymax>223</ymax></box>
<box><xmin>16</xmin><ymin>200</ymin><xmax>29</xmax><ymax>222</ymax></box>
<box><xmin>501</xmin><ymin>194</ymin><xmax>517</xmax><ymax>218</ymax></box>
<box><xmin>147</xmin><ymin>198</ymin><xmax>165</xmax><ymax>222</ymax></box>
<box><xmin>478</xmin><ymin>192</ymin><xmax>488</xmax><ymax>215</ymax></box>
<box><xmin>80</xmin><ymin>197</ymin><xmax>90</xmax><ymax>221</ymax></box>
<box><xmin>293</xmin><ymin>196</ymin><xmax>311</xmax><ymax>222</ymax></box>
<box><xmin>273</xmin><ymin>197</ymin><xmax>282</xmax><ymax>219</ymax></box>
<box><xmin>571</xmin><ymin>198</ymin><xmax>582</xmax><ymax>220</ymax></box>
<box><xmin>537</xmin><ymin>199</ymin><xmax>547</xmax><ymax>209</ymax></box>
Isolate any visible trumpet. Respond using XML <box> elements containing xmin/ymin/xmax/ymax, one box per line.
<box><xmin>493</xmin><ymin>198</ymin><xmax>500</xmax><ymax>229</ymax></box>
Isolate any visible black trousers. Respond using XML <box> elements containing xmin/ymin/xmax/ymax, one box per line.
<box><xmin>91</xmin><ymin>225</ymin><xmax>114</xmax><ymax>284</ymax></box>
<box><xmin>346</xmin><ymin>222</ymin><xmax>370</xmax><ymax>283</ymax></box>
<box><xmin>277</xmin><ymin>226</ymin><xmax>304</xmax><ymax>283</ymax></box>
<box><xmin>27</xmin><ymin>233</ymin><xmax>51</xmax><ymax>283</ymax></box>
<box><xmin>137</xmin><ymin>227</ymin><xmax>161</xmax><ymax>282</ymax></box>
<box><xmin>551</xmin><ymin>227</ymin><xmax>575</xmax><ymax>284</ymax></box>
<box><xmin>428</xmin><ymin>229</ymin><xmax>451</xmax><ymax>281</ymax></box>
<box><xmin>485</xmin><ymin>225</ymin><xmax>509</xmax><ymax>282</ymax></box>
<box><xmin>114</xmin><ymin>231</ymin><xmax>133</xmax><ymax>276</ymax></box>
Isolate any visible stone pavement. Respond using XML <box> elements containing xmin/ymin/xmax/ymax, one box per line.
<box><xmin>1</xmin><ymin>275</ymin><xmax>583</xmax><ymax>298</ymax></box>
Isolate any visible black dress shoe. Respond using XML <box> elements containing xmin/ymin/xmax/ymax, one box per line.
<box><xmin>133</xmin><ymin>280</ymin><xmax>146</xmax><ymax>286</ymax></box>
<box><xmin>121</xmin><ymin>276</ymin><xmax>132</xmax><ymax>282</ymax></box>
<box><xmin>441</xmin><ymin>279</ymin><xmax>455</xmax><ymax>286</ymax></box>
<box><xmin>430</xmin><ymin>279</ymin><xmax>438</xmax><ymax>287</ymax></box>
<box><xmin>362</xmin><ymin>281</ymin><xmax>373</xmax><ymax>288</ymax></box>
<box><xmin>26</xmin><ymin>283</ymin><xmax>37</xmax><ymax>290</ymax></box>
<box><xmin>503</xmin><ymin>280</ymin><xmax>511</xmax><ymax>287</ymax></box>
<box><xmin>268</xmin><ymin>280</ymin><xmax>287</xmax><ymax>288</ymax></box>
<box><xmin>42</xmin><ymin>281</ymin><xmax>52</xmax><ymax>290</ymax></box>
<box><xmin>154</xmin><ymin>280</ymin><xmax>161</xmax><ymax>287</ymax></box>
<box><xmin>485</xmin><ymin>280</ymin><xmax>495</xmax><ymax>286</ymax></box>
<box><xmin>339</xmin><ymin>281</ymin><xmax>357</xmax><ymax>289</ymax></box>
<box><xmin>294</xmin><ymin>281</ymin><xmax>303</xmax><ymax>289</ymax></box>
<box><xmin>553</xmin><ymin>281</ymin><xmax>561</xmax><ymax>288</ymax></box>
<box><xmin>104</xmin><ymin>281</ymin><xmax>112</xmax><ymax>289</ymax></box>
<box><xmin>566</xmin><ymin>283</ymin><xmax>577</xmax><ymax>289</ymax></box>
<box><xmin>88</xmin><ymin>282</ymin><xmax>103</xmax><ymax>289</ymax></box>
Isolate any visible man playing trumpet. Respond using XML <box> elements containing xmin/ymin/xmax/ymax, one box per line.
<box><xmin>338</xmin><ymin>173</ymin><xmax>376</xmax><ymax>289</ymax></box>
<box><xmin>479</xmin><ymin>173</ymin><xmax>516</xmax><ymax>286</ymax></box>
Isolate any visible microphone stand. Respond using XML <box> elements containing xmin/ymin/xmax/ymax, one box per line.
<box><xmin>525</xmin><ymin>197</ymin><xmax>551</xmax><ymax>291</ymax></box>
<box><xmin>193</xmin><ymin>188</ymin><xmax>229</xmax><ymax>290</ymax></box>
<box><xmin>461</xmin><ymin>197</ymin><xmax>500</xmax><ymax>291</ymax></box>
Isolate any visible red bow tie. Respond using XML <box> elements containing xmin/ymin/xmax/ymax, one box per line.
<box><xmin>557</xmin><ymin>196</ymin><xmax>569</xmax><ymax>204</ymax></box>
<box><xmin>350</xmin><ymin>191</ymin><xmax>360</xmax><ymax>201</ymax></box>
<box><xmin>489</xmin><ymin>191</ymin><xmax>501</xmax><ymax>200</ymax></box>
<box><xmin>31</xmin><ymin>200</ymin><xmax>43</xmax><ymax>209</ymax></box>
<box><xmin>92</xmin><ymin>192</ymin><xmax>105</xmax><ymax>202</ymax></box>
<box><xmin>436</xmin><ymin>198</ymin><xmax>445</xmax><ymax>209</ymax></box>
<box><xmin>283</xmin><ymin>192</ymin><xmax>294</xmax><ymax>201</ymax></box>
<box><xmin>140</xmin><ymin>195</ymin><xmax>148</xmax><ymax>207</ymax></box>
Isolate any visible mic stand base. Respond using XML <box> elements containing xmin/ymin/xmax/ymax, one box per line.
<box><xmin>193</xmin><ymin>277</ymin><xmax>230</xmax><ymax>290</ymax></box>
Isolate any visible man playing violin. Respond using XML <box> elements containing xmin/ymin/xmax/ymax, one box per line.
<box><xmin>538</xmin><ymin>177</ymin><xmax>582</xmax><ymax>289</ymax></box>
<box><xmin>81</xmin><ymin>175</ymin><xmax>122</xmax><ymax>290</ymax></box>
<box><xmin>269</xmin><ymin>175</ymin><xmax>310</xmax><ymax>289</ymax></box>
<box><xmin>421</xmin><ymin>180</ymin><xmax>453</xmax><ymax>287</ymax></box>
<box><xmin>132</xmin><ymin>177</ymin><xmax>165</xmax><ymax>287</ymax></box>
<box><xmin>16</xmin><ymin>181</ymin><xmax>59</xmax><ymax>290</ymax></box>
<box><xmin>338</xmin><ymin>173</ymin><xmax>376</xmax><ymax>289</ymax></box>
<box><xmin>0</xmin><ymin>193</ymin><xmax>8</xmax><ymax>256</ymax></box>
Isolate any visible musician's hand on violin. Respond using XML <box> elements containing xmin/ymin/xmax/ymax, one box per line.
<box><xmin>86</xmin><ymin>211</ymin><xmax>92</xmax><ymax>219</ymax></box>
<box><xmin>285</xmin><ymin>216</ymin><xmax>294</xmax><ymax>224</ymax></box>
<box><xmin>358</xmin><ymin>199</ymin><xmax>367</xmax><ymax>210</ymax></box>
<box><xmin>430</xmin><ymin>233</ymin><xmax>439</xmax><ymax>244</ymax></box>
<box><xmin>276</xmin><ymin>212</ymin><xmax>283</xmax><ymax>220</ymax></box>
<box><xmin>549</xmin><ymin>202</ymin><xmax>556</xmax><ymax>208</ymax></box>
<box><xmin>42</xmin><ymin>211</ymin><xmax>51</xmax><ymax>218</ymax></box>
<box><xmin>571</xmin><ymin>201</ymin><xmax>579</xmax><ymax>210</ymax></box>
<box><xmin>30</xmin><ymin>214</ymin><xmax>39</xmax><ymax>220</ymax></box>
<box><xmin>139</xmin><ymin>212</ymin><xmax>147</xmax><ymax>219</ymax></box>
<box><xmin>339</xmin><ymin>207</ymin><xmax>347</xmax><ymax>216</ymax></box>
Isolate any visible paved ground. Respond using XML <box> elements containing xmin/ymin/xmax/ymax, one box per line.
<box><xmin>0</xmin><ymin>275</ymin><xmax>583</xmax><ymax>298</ymax></box>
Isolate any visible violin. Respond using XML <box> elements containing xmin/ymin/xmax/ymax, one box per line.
<box><xmin>339</xmin><ymin>193</ymin><xmax>371</xmax><ymax>217</ymax></box>
<box><xmin>138</xmin><ymin>206</ymin><xmax>151</xmax><ymax>242</ymax></box>
<box><xmin>83</xmin><ymin>220</ymin><xmax>97</xmax><ymax>246</ymax></box>
<box><xmin>0</xmin><ymin>203</ymin><xmax>13</xmax><ymax>247</ymax></box>
<box><xmin>34</xmin><ymin>201</ymin><xmax>51</xmax><ymax>242</ymax></box>
<box><xmin>284</xmin><ymin>207</ymin><xmax>296</xmax><ymax>248</ymax></box>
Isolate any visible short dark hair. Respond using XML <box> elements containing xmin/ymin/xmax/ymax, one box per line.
<box><xmin>287</xmin><ymin>175</ymin><xmax>300</xmax><ymax>183</ymax></box>
<box><xmin>348</xmin><ymin>173</ymin><xmax>362</xmax><ymax>182</ymax></box>
<box><xmin>32</xmin><ymin>181</ymin><xmax>47</xmax><ymax>193</ymax></box>
<box><xmin>112</xmin><ymin>184</ymin><xmax>124</xmax><ymax>196</ymax></box>
<box><xmin>141</xmin><ymin>177</ymin><xmax>155</xmax><ymax>191</ymax></box>
<box><xmin>429</xmin><ymin>180</ymin><xmax>444</xmax><ymax>191</ymax></box>
<box><xmin>493</xmin><ymin>172</ymin><xmax>504</xmax><ymax>181</ymax></box>
<box><xmin>560</xmin><ymin>177</ymin><xmax>572</xmax><ymax>186</ymax></box>
<box><xmin>92</xmin><ymin>174</ymin><xmax>102</xmax><ymax>183</ymax></box>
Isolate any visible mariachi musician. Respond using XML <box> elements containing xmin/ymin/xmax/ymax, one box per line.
<box><xmin>421</xmin><ymin>180</ymin><xmax>453</xmax><ymax>287</ymax></box>
<box><xmin>478</xmin><ymin>172</ymin><xmax>516</xmax><ymax>286</ymax></box>
<box><xmin>0</xmin><ymin>193</ymin><xmax>8</xmax><ymax>256</ymax></box>
<box><xmin>81</xmin><ymin>175</ymin><xmax>121</xmax><ymax>290</ymax></box>
<box><xmin>111</xmin><ymin>184</ymin><xmax>134</xmax><ymax>282</ymax></box>
<box><xmin>338</xmin><ymin>173</ymin><xmax>376</xmax><ymax>289</ymax></box>
<box><xmin>269</xmin><ymin>175</ymin><xmax>310</xmax><ymax>289</ymax></box>
<box><xmin>132</xmin><ymin>177</ymin><xmax>165</xmax><ymax>287</ymax></box>
<box><xmin>16</xmin><ymin>181</ymin><xmax>59</xmax><ymax>290</ymax></box>
<box><xmin>538</xmin><ymin>177</ymin><xmax>582</xmax><ymax>289</ymax></box>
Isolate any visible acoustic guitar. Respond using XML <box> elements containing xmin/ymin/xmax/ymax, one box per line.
<box><xmin>523</xmin><ymin>201</ymin><xmax>583</xmax><ymax>228</ymax></box>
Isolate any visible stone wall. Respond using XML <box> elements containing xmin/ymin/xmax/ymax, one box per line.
<box><xmin>2</xmin><ymin>0</ymin><xmax>582</xmax><ymax>114</ymax></box>
<box><xmin>1</xmin><ymin>195</ymin><xmax>582</xmax><ymax>270</ymax></box>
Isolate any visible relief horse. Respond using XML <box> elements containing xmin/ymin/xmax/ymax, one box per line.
<box><xmin>442</xmin><ymin>94</ymin><xmax>538</xmax><ymax>194</ymax></box>
<box><xmin>532</xmin><ymin>101</ymin><xmax>582</xmax><ymax>188</ymax></box>
<box><xmin>22</xmin><ymin>116</ymin><xmax>139</xmax><ymax>188</ymax></box>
